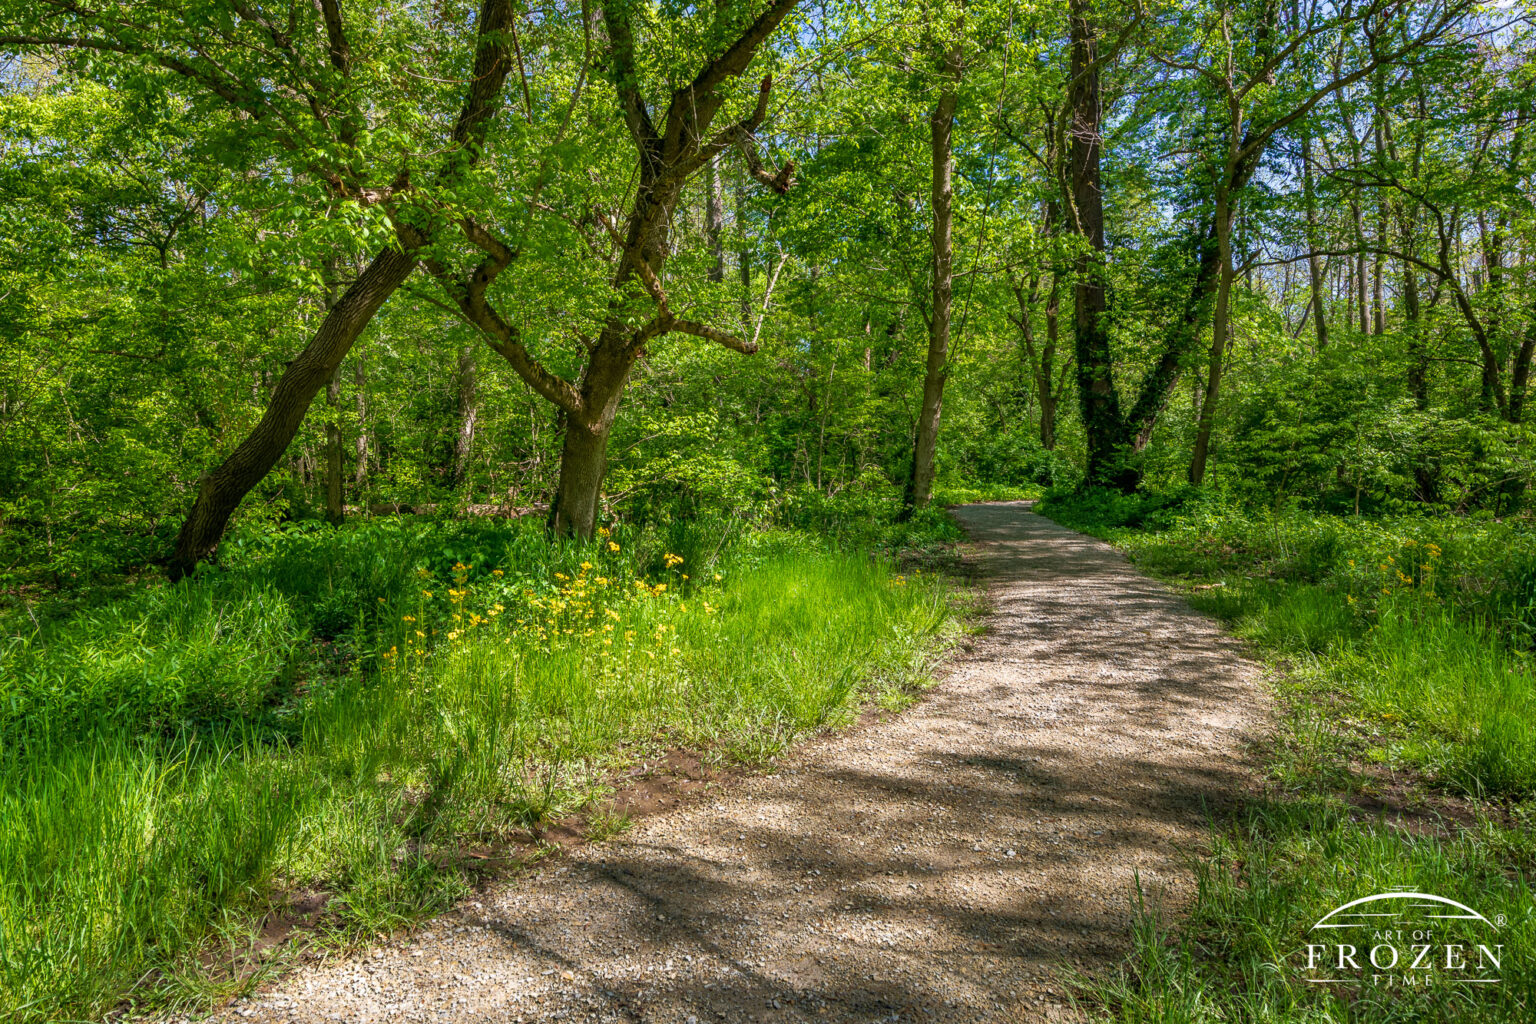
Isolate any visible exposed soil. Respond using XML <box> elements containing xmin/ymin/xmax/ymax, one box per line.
<box><xmin>196</xmin><ymin>501</ymin><xmax>1271</xmax><ymax>1024</ymax></box>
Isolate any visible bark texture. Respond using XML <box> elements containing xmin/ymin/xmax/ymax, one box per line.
<box><xmin>1066</xmin><ymin>0</ymin><xmax>1125</xmax><ymax>485</ymax></box>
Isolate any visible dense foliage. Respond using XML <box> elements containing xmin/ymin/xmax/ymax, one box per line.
<box><xmin>4</xmin><ymin>0</ymin><xmax>1536</xmax><ymax>1021</ymax></box>
<box><xmin>4</xmin><ymin>1</ymin><xmax>1533</xmax><ymax>591</ymax></box>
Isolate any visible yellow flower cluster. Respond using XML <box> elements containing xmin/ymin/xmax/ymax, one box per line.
<box><xmin>1361</xmin><ymin>537</ymin><xmax>1443</xmax><ymax>600</ymax></box>
<box><xmin>384</xmin><ymin>546</ymin><xmax>727</xmax><ymax>677</ymax></box>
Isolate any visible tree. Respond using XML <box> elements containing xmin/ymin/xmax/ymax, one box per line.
<box><xmin>906</xmin><ymin>4</ymin><xmax>966</xmax><ymax>512</ymax></box>
<box><xmin>2</xmin><ymin>0</ymin><xmax>527</xmax><ymax>575</ymax></box>
<box><xmin>424</xmin><ymin>0</ymin><xmax>800</xmax><ymax>540</ymax></box>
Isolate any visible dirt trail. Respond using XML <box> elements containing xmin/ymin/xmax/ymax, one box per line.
<box><xmin>207</xmin><ymin>501</ymin><xmax>1268</xmax><ymax>1024</ymax></box>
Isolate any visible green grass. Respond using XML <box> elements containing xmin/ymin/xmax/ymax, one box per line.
<box><xmin>0</xmin><ymin>521</ymin><xmax>953</xmax><ymax>1023</ymax></box>
<box><xmin>1096</xmin><ymin>799</ymin><xmax>1535</xmax><ymax>1023</ymax></box>
<box><xmin>1036</xmin><ymin>491</ymin><xmax>1536</xmax><ymax>1023</ymax></box>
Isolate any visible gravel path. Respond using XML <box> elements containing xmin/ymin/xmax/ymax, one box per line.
<box><xmin>208</xmin><ymin>501</ymin><xmax>1269</xmax><ymax>1024</ymax></box>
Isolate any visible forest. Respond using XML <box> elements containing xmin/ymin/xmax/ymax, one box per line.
<box><xmin>2</xmin><ymin>0</ymin><xmax>1535</xmax><ymax>1022</ymax></box>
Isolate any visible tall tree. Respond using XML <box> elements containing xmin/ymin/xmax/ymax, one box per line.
<box><xmin>426</xmin><ymin>0</ymin><xmax>800</xmax><ymax>540</ymax></box>
<box><xmin>906</xmin><ymin>4</ymin><xmax>965</xmax><ymax>512</ymax></box>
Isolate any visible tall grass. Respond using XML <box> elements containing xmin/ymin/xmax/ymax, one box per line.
<box><xmin>0</xmin><ymin>520</ymin><xmax>951</xmax><ymax>1023</ymax></box>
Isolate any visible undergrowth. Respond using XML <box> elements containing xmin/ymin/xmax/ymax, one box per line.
<box><xmin>0</xmin><ymin>516</ymin><xmax>954</xmax><ymax>1023</ymax></box>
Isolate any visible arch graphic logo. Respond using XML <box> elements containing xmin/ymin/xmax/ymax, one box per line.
<box><xmin>1301</xmin><ymin>891</ymin><xmax>1505</xmax><ymax>989</ymax></box>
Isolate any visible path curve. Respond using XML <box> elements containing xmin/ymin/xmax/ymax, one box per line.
<box><xmin>208</xmin><ymin>502</ymin><xmax>1269</xmax><ymax>1024</ymax></box>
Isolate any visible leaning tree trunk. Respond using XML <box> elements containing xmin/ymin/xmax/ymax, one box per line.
<box><xmin>168</xmin><ymin>246</ymin><xmax>416</xmax><ymax>579</ymax></box>
<box><xmin>166</xmin><ymin>0</ymin><xmax>516</xmax><ymax>578</ymax></box>
<box><xmin>906</xmin><ymin>38</ymin><xmax>962</xmax><ymax>514</ymax></box>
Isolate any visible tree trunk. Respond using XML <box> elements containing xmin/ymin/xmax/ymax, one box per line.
<box><xmin>168</xmin><ymin>245</ymin><xmax>416</xmax><ymax>579</ymax></box>
<box><xmin>1067</xmin><ymin>0</ymin><xmax>1125</xmax><ymax>486</ymax></box>
<box><xmin>1404</xmin><ymin>265</ymin><xmax>1428</xmax><ymax>411</ymax></box>
<box><xmin>737</xmin><ymin>178</ymin><xmax>753</xmax><ymax>332</ymax></box>
<box><xmin>1511</xmin><ymin>322</ymin><xmax>1536</xmax><ymax>424</ymax></box>
<box><xmin>1371</xmin><ymin>75</ymin><xmax>1389</xmax><ymax>336</ymax></box>
<box><xmin>906</xmin><ymin>36</ymin><xmax>962</xmax><ymax>513</ymax></box>
<box><xmin>1040</xmin><ymin>276</ymin><xmax>1060</xmax><ymax>450</ymax></box>
<box><xmin>451</xmin><ymin>343</ymin><xmax>478</xmax><ymax>490</ymax></box>
<box><xmin>325</xmin><ymin>366</ymin><xmax>344</xmax><ymax>524</ymax></box>
<box><xmin>549</xmin><ymin>346</ymin><xmax>632</xmax><ymax>539</ymax></box>
<box><xmin>550</xmin><ymin>418</ymin><xmax>611</xmax><ymax>540</ymax></box>
<box><xmin>1351</xmin><ymin>196</ymin><xmax>1368</xmax><ymax>334</ymax></box>
<box><xmin>706</xmin><ymin>153</ymin><xmax>726</xmax><ymax>283</ymax></box>
<box><xmin>1302</xmin><ymin>135</ymin><xmax>1328</xmax><ymax>350</ymax></box>
<box><xmin>353</xmin><ymin>352</ymin><xmax>370</xmax><ymax>487</ymax></box>
<box><xmin>166</xmin><ymin>0</ymin><xmax>517</xmax><ymax>577</ymax></box>
<box><xmin>1189</xmin><ymin>199</ymin><xmax>1234</xmax><ymax>485</ymax></box>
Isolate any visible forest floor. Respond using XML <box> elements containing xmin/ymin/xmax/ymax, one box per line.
<box><xmin>198</xmin><ymin>502</ymin><xmax>1271</xmax><ymax>1024</ymax></box>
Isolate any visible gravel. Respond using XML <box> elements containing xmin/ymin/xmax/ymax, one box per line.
<box><xmin>195</xmin><ymin>501</ymin><xmax>1269</xmax><ymax>1024</ymax></box>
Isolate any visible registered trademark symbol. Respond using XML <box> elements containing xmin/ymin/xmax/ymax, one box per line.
<box><xmin>1497</xmin><ymin>915</ymin><xmax>1507</xmax><ymax>927</ymax></box>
